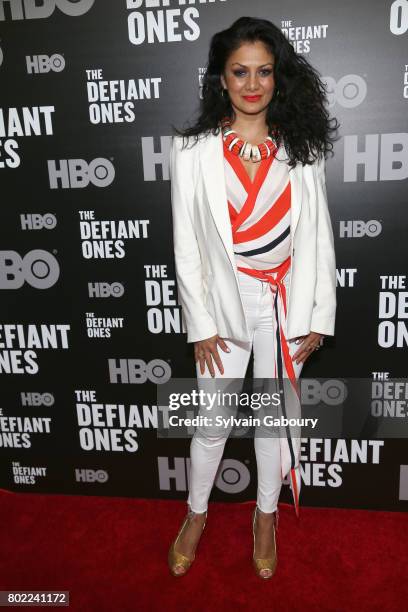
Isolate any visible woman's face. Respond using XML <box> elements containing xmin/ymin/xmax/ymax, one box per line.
<box><xmin>220</xmin><ymin>40</ymin><xmax>275</xmax><ymax>117</ymax></box>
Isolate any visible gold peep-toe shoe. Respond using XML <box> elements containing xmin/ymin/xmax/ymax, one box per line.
<box><xmin>168</xmin><ymin>508</ymin><xmax>207</xmax><ymax>577</ymax></box>
<box><xmin>252</xmin><ymin>505</ymin><xmax>278</xmax><ymax>580</ymax></box>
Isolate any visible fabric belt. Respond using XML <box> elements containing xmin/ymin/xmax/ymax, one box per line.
<box><xmin>237</xmin><ymin>254</ymin><xmax>301</xmax><ymax>517</ymax></box>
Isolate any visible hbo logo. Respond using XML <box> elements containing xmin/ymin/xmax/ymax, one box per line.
<box><xmin>20</xmin><ymin>213</ymin><xmax>57</xmax><ymax>230</ymax></box>
<box><xmin>301</xmin><ymin>379</ymin><xmax>347</xmax><ymax>405</ymax></box>
<box><xmin>0</xmin><ymin>249</ymin><xmax>60</xmax><ymax>288</ymax></box>
<box><xmin>109</xmin><ymin>359</ymin><xmax>172</xmax><ymax>384</ymax></box>
<box><xmin>20</xmin><ymin>392</ymin><xmax>55</xmax><ymax>407</ymax></box>
<box><xmin>88</xmin><ymin>282</ymin><xmax>125</xmax><ymax>298</ymax></box>
<box><xmin>26</xmin><ymin>54</ymin><xmax>65</xmax><ymax>73</ymax></box>
<box><xmin>48</xmin><ymin>158</ymin><xmax>115</xmax><ymax>189</ymax></box>
<box><xmin>75</xmin><ymin>469</ymin><xmax>108</xmax><ymax>483</ymax></box>
<box><xmin>339</xmin><ymin>220</ymin><xmax>382</xmax><ymax>238</ymax></box>
<box><xmin>158</xmin><ymin>457</ymin><xmax>250</xmax><ymax>494</ymax></box>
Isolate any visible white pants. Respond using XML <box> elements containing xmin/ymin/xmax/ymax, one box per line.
<box><xmin>187</xmin><ymin>269</ymin><xmax>304</xmax><ymax>514</ymax></box>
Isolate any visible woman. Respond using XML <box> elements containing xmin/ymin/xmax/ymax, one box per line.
<box><xmin>168</xmin><ymin>16</ymin><xmax>338</xmax><ymax>579</ymax></box>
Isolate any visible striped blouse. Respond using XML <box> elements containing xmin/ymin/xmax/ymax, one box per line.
<box><xmin>223</xmin><ymin>141</ymin><xmax>291</xmax><ymax>272</ymax></box>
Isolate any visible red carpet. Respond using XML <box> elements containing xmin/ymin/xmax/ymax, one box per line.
<box><xmin>0</xmin><ymin>489</ymin><xmax>407</xmax><ymax>611</ymax></box>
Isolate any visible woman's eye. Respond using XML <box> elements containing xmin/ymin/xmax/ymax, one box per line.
<box><xmin>232</xmin><ymin>69</ymin><xmax>273</xmax><ymax>77</ymax></box>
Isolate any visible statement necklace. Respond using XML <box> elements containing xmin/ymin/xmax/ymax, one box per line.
<box><xmin>220</xmin><ymin>116</ymin><xmax>277</xmax><ymax>163</ymax></box>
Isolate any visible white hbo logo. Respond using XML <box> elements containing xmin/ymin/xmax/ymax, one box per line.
<box><xmin>109</xmin><ymin>358</ymin><xmax>171</xmax><ymax>384</ymax></box>
<box><xmin>0</xmin><ymin>0</ymin><xmax>95</xmax><ymax>20</ymax></box>
<box><xmin>20</xmin><ymin>213</ymin><xmax>57</xmax><ymax>230</ymax></box>
<box><xmin>215</xmin><ymin>459</ymin><xmax>250</xmax><ymax>494</ymax></box>
<box><xmin>20</xmin><ymin>392</ymin><xmax>55</xmax><ymax>406</ymax></box>
<box><xmin>339</xmin><ymin>220</ymin><xmax>382</xmax><ymax>238</ymax></box>
<box><xmin>48</xmin><ymin>158</ymin><xmax>115</xmax><ymax>189</ymax></box>
<box><xmin>0</xmin><ymin>249</ymin><xmax>60</xmax><ymax>288</ymax></box>
<box><xmin>88</xmin><ymin>282</ymin><xmax>125</xmax><ymax>298</ymax></box>
<box><xmin>301</xmin><ymin>379</ymin><xmax>347</xmax><ymax>406</ymax></box>
<box><xmin>26</xmin><ymin>54</ymin><xmax>65</xmax><ymax>73</ymax></box>
<box><xmin>324</xmin><ymin>74</ymin><xmax>367</xmax><ymax>109</ymax></box>
<box><xmin>75</xmin><ymin>469</ymin><xmax>108</xmax><ymax>483</ymax></box>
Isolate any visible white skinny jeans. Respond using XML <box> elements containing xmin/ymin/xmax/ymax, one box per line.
<box><xmin>187</xmin><ymin>269</ymin><xmax>304</xmax><ymax>514</ymax></box>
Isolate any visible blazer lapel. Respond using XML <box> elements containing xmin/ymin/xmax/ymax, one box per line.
<box><xmin>199</xmin><ymin>131</ymin><xmax>237</xmax><ymax>278</ymax></box>
<box><xmin>199</xmin><ymin>130</ymin><xmax>303</xmax><ymax>278</ymax></box>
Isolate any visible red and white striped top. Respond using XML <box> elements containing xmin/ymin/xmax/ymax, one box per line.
<box><xmin>223</xmin><ymin>141</ymin><xmax>291</xmax><ymax>272</ymax></box>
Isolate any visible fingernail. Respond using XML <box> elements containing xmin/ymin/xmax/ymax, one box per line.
<box><xmin>226</xmin><ymin>348</ymin><xmax>231</xmax><ymax>353</ymax></box>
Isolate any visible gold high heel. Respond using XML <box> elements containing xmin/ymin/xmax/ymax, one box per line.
<box><xmin>168</xmin><ymin>508</ymin><xmax>207</xmax><ymax>577</ymax></box>
<box><xmin>252</xmin><ymin>505</ymin><xmax>278</xmax><ymax>579</ymax></box>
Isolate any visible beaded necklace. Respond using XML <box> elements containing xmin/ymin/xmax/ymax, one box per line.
<box><xmin>220</xmin><ymin>115</ymin><xmax>277</xmax><ymax>162</ymax></box>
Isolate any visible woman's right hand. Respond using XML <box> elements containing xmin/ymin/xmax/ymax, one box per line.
<box><xmin>194</xmin><ymin>335</ymin><xmax>231</xmax><ymax>377</ymax></box>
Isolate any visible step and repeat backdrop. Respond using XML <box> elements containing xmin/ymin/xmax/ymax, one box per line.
<box><xmin>1</xmin><ymin>0</ymin><xmax>407</xmax><ymax>511</ymax></box>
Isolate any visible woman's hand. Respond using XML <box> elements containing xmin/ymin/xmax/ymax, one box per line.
<box><xmin>194</xmin><ymin>335</ymin><xmax>231</xmax><ymax>377</ymax></box>
<box><xmin>291</xmin><ymin>331</ymin><xmax>325</xmax><ymax>365</ymax></box>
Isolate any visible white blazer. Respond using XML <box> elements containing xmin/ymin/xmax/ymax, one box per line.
<box><xmin>169</xmin><ymin>130</ymin><xmax>337</xmax><ymax>344</ymax></box>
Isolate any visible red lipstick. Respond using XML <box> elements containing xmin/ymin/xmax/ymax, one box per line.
<box><xmin>243</xmin><ymin>95</ymin><xmax>262</xmax><ymax>102</ymax></box>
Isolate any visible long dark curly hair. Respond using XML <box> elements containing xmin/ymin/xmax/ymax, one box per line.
<box><xmin>172</xmin><ymin>16</ymin><xmax>340</xmax><ymax>168</ymax></box>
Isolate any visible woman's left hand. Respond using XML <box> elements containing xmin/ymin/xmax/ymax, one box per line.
<box><xmin>291</xmin><ymin>331</ymin><xmax>324</xmax><ymax>364</ymax></box>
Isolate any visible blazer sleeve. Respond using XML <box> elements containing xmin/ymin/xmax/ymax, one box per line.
<box><xmin>310</xmin><ymin>154</ymin><xmax>337</xmax><ymax>336</ymax></box>
<box><xmin>169</xmin><ymin>135</ymin><xmax>218</xmax><ymax>343</ymax></box>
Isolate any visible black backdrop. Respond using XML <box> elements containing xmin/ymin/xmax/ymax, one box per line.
<box><xmin>1</xmin><ymin>0</ymin><xmax>407</xmax><ymax>511</ymax></box>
